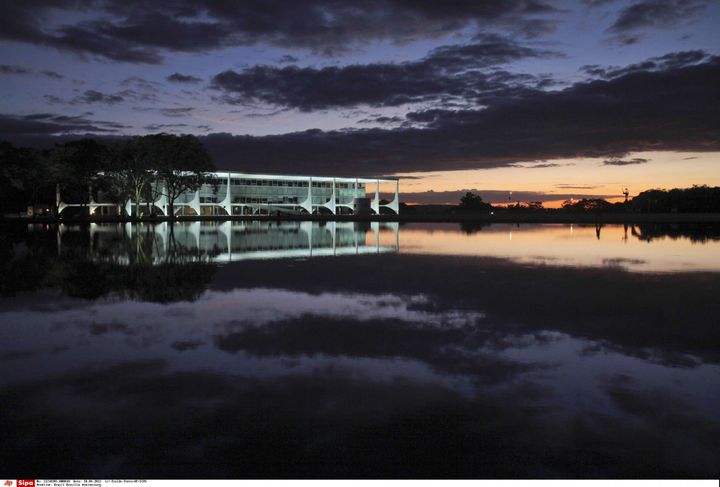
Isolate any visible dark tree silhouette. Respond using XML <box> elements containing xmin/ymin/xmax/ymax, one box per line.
<box><xmin>105</xmin><ymin>138</ymin><xmax>158</xmax><ymax>217</ymax></box>
<box><xmin>631</xmin><ymin>186</ymin><xmax>720</xmax><ymax>213</ymax></box>
<box><xmin>0</xmin><ymin>142</ymin><xmax>56</xmax><ymax>214</ymax></box>
<box><xmin>561</xmin><ymin>198</ymin><xmax>615</xmax><ymax>212</ymax></box>
<box><xmin>142</xmin><ymin>134</ymin><xmax>216</xmax><ymax>219</ymax></box>
<box><xmin>458</xmin><ymin>192</ymin><xmax>492</xmax><ymax>212</ymax></box>
<box><xmin>52</xmin><ymin>139</ymin><xmax>109</xmax><ymax>215</ymax></box>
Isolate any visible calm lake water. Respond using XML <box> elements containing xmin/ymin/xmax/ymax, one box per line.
<box><xmin>1</xmin><ymin>221</ymin><xmax>719</xmax><ymax>478</ymax></box>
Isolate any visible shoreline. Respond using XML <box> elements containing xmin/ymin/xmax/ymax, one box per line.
<box><xmin>3</xmin><ymin>212</ymin><xmax>720</xmax><ymax>225</ymax></box>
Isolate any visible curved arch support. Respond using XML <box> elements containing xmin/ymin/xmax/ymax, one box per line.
<box><xmin>380</xmin><ymin>179</ymin><xmax>400</xmax><ymax>215</ymax></box>
<box><xmin>219</xmin><ymin>173</ymin><xmax>232</xmax><ymax>216</ymax></box>
<box><xmin>300</xmin><ymin>177</ymin><xmax>313</xmax><ymax>214</ymax></box>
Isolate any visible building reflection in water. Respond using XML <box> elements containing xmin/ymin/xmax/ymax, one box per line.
<box><xmin>59</xmin><ymin>220</ymin><xmax>400</xmax><ymax>263</ymax></box>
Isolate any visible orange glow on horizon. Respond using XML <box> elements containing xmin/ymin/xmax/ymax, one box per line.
<box><xmin>393</xmin><ymin>151</ymin><xmax>720</xmax><ymax>206</ymax></box>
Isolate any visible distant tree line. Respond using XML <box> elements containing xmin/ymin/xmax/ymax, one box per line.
<box><xmin>0</xmin><ymin>134</ymin><xmax>215</xmax><ymax>218</ymax></box>
<box><xmin>559</xmin><ymin>186</ymin><xmax>720</xmax><ymax>213</ymax></box>
<box><xmin>627</xmin><ymin>186</ymin><xmax>720</xmax><ymax>213</ymax></box>
<box><xmin>454</xmin><ymin>187</ymin><xmax>720</xmax><ymax>214</ymax></box>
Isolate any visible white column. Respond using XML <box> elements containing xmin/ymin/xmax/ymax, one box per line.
<box><xmin>221</xmin><ymin>173</ymin><xmax>232</xmax><ymax>216</ymax></box>
<box><xmin>303</xmin><ymin>177</ymin><xmax>313</xmax><ymax>214</ymax></box>
<box><xmin>329</xmin><ymin>178</ymin><xmax>336</xmax><ymax>214</ymax></box>
<box><xmin>371</xmin><ymin>179</ymin><xmax>380</xmax><ymax>215</ymax></box>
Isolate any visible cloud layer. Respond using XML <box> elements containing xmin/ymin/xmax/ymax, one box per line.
<box><xmin>2</xmin><ymin>54</ymin><xmax>718</xmax><ymax>176</ymax></box>
<box><xmin>0</xmin><ymin>0</ymin><xmax>560</xmax><ymax>63</ymax></box>
<box><xmin>211</xmin><ymin>35</ymin><xmax>559</xmax><ymax>110</ymax></box>
<box><xmin>199</xmin><ymin>55</ymin><xmax>720</xmax><ymax>175</ymax></box>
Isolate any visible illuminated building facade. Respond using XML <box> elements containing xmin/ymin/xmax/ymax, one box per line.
<box><xmin>57</xmin><ymin>172</ymin><xmax>400</xmax><ymax>217</ymax></box>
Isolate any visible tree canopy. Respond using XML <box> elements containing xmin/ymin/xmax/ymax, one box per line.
<box><xmin>458</xmin><ymin>192</ymin><xmax>493</xmax><ymax>212</ymax></box>
<box><xmin>0</xmin><ymin>134</ymin><xmax>215</xmax><ymax>217</ymax></box>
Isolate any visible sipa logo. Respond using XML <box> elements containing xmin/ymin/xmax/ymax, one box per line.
<box><xmin>17</xmin><ymin>482</ymin><xmax>34</xmax><ymax>487</ymax></box>
<box><xmin>4</xmin><ymin>481</ymin><xmax>13</xmax><ymax>487</ymax></box>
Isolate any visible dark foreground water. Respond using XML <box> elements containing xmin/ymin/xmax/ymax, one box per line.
<box><xmin>1</xmin><ymin>221</ymin><xmax>719</xmax><ymax>478</ymax></box>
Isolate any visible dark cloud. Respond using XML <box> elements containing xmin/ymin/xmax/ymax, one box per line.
<box><xmin>244</xmin><ymin>109</ymin><xmax>290</xmax><ymax>118</ymax></box>
<box><xmin>72</xmin><ymin>89</ymin><xmax>125</xmax><ymax>105</ymax></box>
<box><xmin>143</xmin><ymin>122</ymin><xmax>211</xmax><ymax>133</ymax></box>
<box><xmin>532</xmin><ymin>163</ymin><xmax>563</xmax><ymax>168</ymax></box>
<box><xmin>199</xmin><ymin>56</ymin><xmax>720</xmax><ymax>175</ymax></box>
<box><xmin>0</xmin><ymin>112</ymin><xmax>129</xmax><ymax>135</ymax></box>
<box><xmin>512</xmin><ymin>18</ymin><xmax>558</xmax><ymax>38</ymax></box>
<box><xmin>581</xmin><ymin>50</ymin><xmax>709</xmax><ymax>79</ymax></box>
<box><xmin>555</xmin><ymin>184</ymin><xmax>600</xmax><ymax>189</ymax></box>
<box><xmin>40</xmin><ymin>69</ymin><xmax>64</xmax><ymax>79</ymax></box>
<box><xmin>0</xmin><ymin>64</ymin><xmax>30</xmax><ymax>75</ymax></box>
<box><xmin>120</xmin><ymin>76</ymin><xmax>162</xmax><ymax>92</ymax></box>
<box><xmin>159</xmin><ymin>107</ymin><xmax>195</xmax><ymax>117</ymax></box>
<box><xmin>0</xmin><ymin>65</ymin><xmax>63</xmax><ymax>79</ymax></box>
<box><xmin>143</xmin><ymin>123</ymin><xmax>190</xmax><ymax>131</ymax></box>
<box><xmin>0</xmin><ymin>1</ymin><xmax>561</xmax><ymax>63</ymax></box>
<box><xmin>583</xmin><ymin>0</ymin><xmax>619</xmax><ymax>6</ymax></box>
<box><xmin>358</xmin><ymin>116</ymin><xmax>405</xmax><ymax>125</ymax></box>
<box><xmin>608</xmin><ymin>33</ymin><xmax>642</xmax><ymax>45</ymax></box>
<box><xmin>603</xmin><ymin>157</ymin><xmax>650</xmax><ymax>166</ymax></box>
<box><xmin>277</xmin><ymin>54</ymin><xmax>299</xmax><ymax>63</ymax></box>
<box><xmin>211</xmin><ymin>35</ymin><xmax>559</xmax><ymax>110</ymax></box>
<box><xmin>511</xmin><ymin>162</ymin><xmax>567</xmax><ymax>169</ymax></box>
<box><xmin>171</xmin><ymin>340</ymin><xmax>203</xmax><ymax>351</ymax></box>
<box><xmin>609</xmin><ymin>0</ymin><xmax>710</xmax><ymax>32</ymax></box>
<box><xmin>57</xmin><ymin>89</ymin><xmax>158</xmax><ymax>106</ymax></box>
<box><xmin>167</xmin><ymin>72</ymin><xmax>202</xmax><ymax>84</ymax></box>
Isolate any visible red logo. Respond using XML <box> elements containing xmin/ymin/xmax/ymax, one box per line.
<box><xmin>4</xmin><ymin>481</ymin><xmax>13</xmax><ymax>487</ymax></box>
<box><xmin>17</xmin><ymin>481</ymin><xmax>34</xmax><ymax>487</ymax></box>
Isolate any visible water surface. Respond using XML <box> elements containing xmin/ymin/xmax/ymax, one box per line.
<box><xmin>1</xmin><ymin>222</ymin><xmax>719</xmax><ymax>478</ymax></box>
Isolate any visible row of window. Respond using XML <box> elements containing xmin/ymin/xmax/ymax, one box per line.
<box><xmin>232</xmin><ymin>196</ymin><xmax>301</xmax><ymax>204</ymax></box>
<box><xmin>228</xmin><ymin>178</ymin><xmax>359</xmax><ymax>189</ymax></box>
<box><xmin>201</xmin><ymin>189</ymin><xmax>357</xmax><ymax>204</ymax></box>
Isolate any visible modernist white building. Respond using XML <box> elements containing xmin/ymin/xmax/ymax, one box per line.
<box><xmin>58</xmin><ymin>171</ymin><xmax>400</xmax><ymax>217</ymax></box>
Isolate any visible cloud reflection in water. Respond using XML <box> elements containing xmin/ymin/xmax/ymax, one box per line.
<box><xmin>1</xmin><ymin>222</ymin><xmax>719</xmax><ymax>478</ymax></box>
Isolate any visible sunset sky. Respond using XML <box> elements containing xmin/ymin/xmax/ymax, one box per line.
<box><xmin>1</xmin><ymin>0</ymin><xmax>718</xmax><ymax>205</ymax></box>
